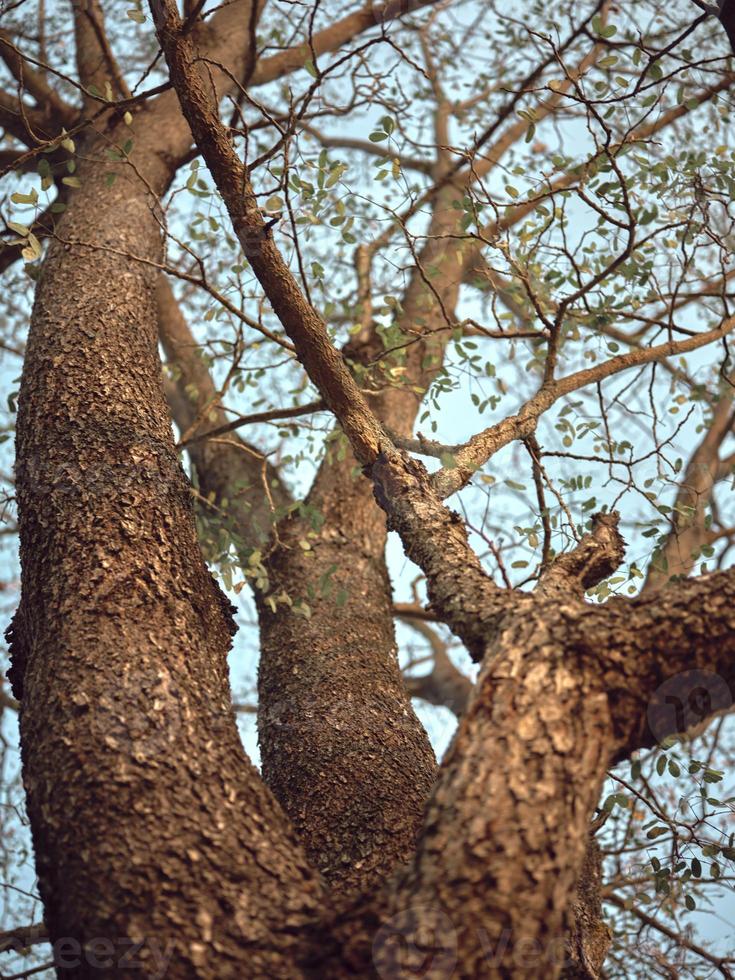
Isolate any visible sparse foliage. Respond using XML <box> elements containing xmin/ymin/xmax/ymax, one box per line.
<box><xmin>0</xmin><ymin>1</ymin><xmax>734</xmax><ymax>977</ymax></box>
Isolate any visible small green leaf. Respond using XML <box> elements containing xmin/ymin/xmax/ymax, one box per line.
<box><xmin>11</xmin><ymin>189</ymin><xmax>38</xmax><ymax>205</ymax></box>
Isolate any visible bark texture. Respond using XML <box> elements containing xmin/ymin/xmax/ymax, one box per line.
<box><xmin>258</xmin><ymin>450</ymin><xmax>436</xmax><ymax>896</ymax></box>
<box><xmin>150</xmin><ymin>10</ymin><xmax>630</xmax><ymax>972</ymax></box>
<box><xmin>8</xmin><ymin>11</ymin><xmax>330</xmax><ymax>972</ymax></box>
<box><xmin>5</xmin><ymin>2</ymin><xmax>734</xmax><ymax>976</ymax></box>
<box><xmin>255</xmin><ymin>180</ymin><xmax>469</xmax><ymax>895</ymax></box>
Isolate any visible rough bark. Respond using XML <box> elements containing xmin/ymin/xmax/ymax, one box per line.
<box><xmin>7</xmin><ymin>2</ymin><xmax>733</xmax><ymax>976</ymax></box>
<box><xmin>151</xmin><ymin>12</ymin><xmax>626</xmax><ymax>972</ymax></box>
<box><xmin>258</xmin><ymin>450</ymin><xmax>436</xmax><ymax>896</ymax></box>
<box><xmin>8</xmin><ymin>130</ymin><xmax>328</xmax><ymax>976</ymax></box>
<box><xmin>157</xmin><ymin>275</ymin><xmax>291</xmax><ymax>550</ymax></box>
<box><xmin>255</xmin><ymin>178</ymin><xmax>471</xmax><ymax>895</ymax></box>
<box><xmin>5</xmin><ymin>7</ymin><xmax>339</xmax><ymax>976</ymax></box>
<box><xmin>400</xmin><ymin>620</ymin><xmax>611</xmax><ymax>980</ymax></box>
<box><xmin>70</xmin><ymin>0</ymin><xmax>120</xmax><ymax>111</ymax></box>
<box><xmin>151</xmin><ymin>3</ymin><xmax>468</xmax><ymax>900</ymax></box>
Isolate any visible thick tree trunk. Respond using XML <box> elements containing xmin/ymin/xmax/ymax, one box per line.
<box><xmin>258</xmin><ymin>451</ymin><xmax>436</xmax><ymax>896</ymax></box>
<box><xmin>255</xmin><ymin>182</ymin><xmax>469</xmax><ymax>895</ymax></box>
<box><xmin>8</xmin><ymin>129</ymin><xmax>324</xmax><ymax>978</ymax></box>
<box><xmin>372</xmin><ymin>609</ymin><xmax>614</xmax><ymax>979</ymax></box>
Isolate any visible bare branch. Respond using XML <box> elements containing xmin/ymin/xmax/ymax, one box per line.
<box><xmin>0</xmin><ymin>29</ymin><xmax>74</xmax><ymax>124</ymax></box>
<box><xmin>178</xmin><ymin>399</ymin><xmax>326</xmax><ymax>448</ymax></box>
<box><xmin>0</xmin><ymin>922</ymin><xmax>47</xmax><ymax>955</ymax></box>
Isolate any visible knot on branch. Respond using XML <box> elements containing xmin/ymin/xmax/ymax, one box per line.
<box><xmin>538</xmin><ymin>512</ymin><xmax>626</xmax><ymax>598</ymax></box>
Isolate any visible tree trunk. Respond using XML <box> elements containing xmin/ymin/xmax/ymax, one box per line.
<box><xmin>258</xmin><ymin>450</ymin><xmax>436</xmax><ymax>897</ymax></box>
<box><xmin>8</xmin><ymin>126</ymin><xmax>324</xmax><ymax>978</ymax></box>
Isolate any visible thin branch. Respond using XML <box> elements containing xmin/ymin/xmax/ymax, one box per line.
<box><xmin>433</xmin><ymin>318</ymin><xmax>735</xmax><ymax>499</ymax></box>
<box><xmin>606</xmin><ymin>893</ymin><xmax>734</xmax><ymax>978</ymax></box>
<box><xmin>177</xmin><ymin>399</ymin><xmax>326</xmax><ymax>448</ymax></box>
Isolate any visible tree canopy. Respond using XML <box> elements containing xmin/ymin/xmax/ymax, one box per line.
<box><xmin>0</xmin><ymin>1</ymin><xmax>734</xmax><ymax>977</ymax></box>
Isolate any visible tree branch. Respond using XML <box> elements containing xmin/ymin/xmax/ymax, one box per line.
<box><xmin>156</xmin><ymin>275</ymin><xmax>292</xmax><ymax>550</ymax></box>
<box><xmin>642</xmin><ymin>394</ymin><xmax>735</xmax><ymax>593</ymax></box>
<box><xmin>250</xmin><ymin>0</ymin><xmax>442</xmax><ymax>86</ymax></box>
<box><xmin>538</xmin><ymin>512</ymin><xmax>626</xmax><ymax>597</ymax></box>
<box><xmin>0</xmin><ymin>922</ymin><xmax>47</xmax><ymax>955</ymax></box>
<box><xmin>432</xmin><ymin>318</ymin><xmax>735</xmax><ymax>499</ymax></box>
<box><xmin>0</xmin><ymin>29</ymin><xmax>74</xmax><ymax>124</ymax></box>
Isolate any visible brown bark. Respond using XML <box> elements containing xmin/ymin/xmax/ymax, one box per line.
<box><xmin>561</xmin><ymin>840</ymin><xmax>611</xmax><ymax>980</ymax></box>
<box><xmin>257</xmin><ymin>451</ymin><xmax>436</xmax><ymax>896</ymax></box>
<box><xmin>254</xmin><ymin>178</ymin><xmax>473</xmax><ymax>894</ymax></box>
<box><xmin>71</xmin><ymin>0</ymin><xmax>116</xmax><ymax>110</ymax></box>
<box><xmin>150</xmin><ymin>1</ymin><xmax>471</xmax><ymax>901</ymax></box>
<box><xmin>9</xmin><ymin>131</ymin><xmax>327</xmax><ymax>977</ymax></box>
<box><xmin>156</xmin><ymin>275</ymin><xmax>291</xmax><ymax>550</ymax></box>
<box><xmin>7</xmin><ymin>2</ymin><xmax>734</xmax><ymax>976</ymax></box>
<box><xmin>399</xmin><ymin>617</ymin><xmax>611</xmax><ymax>980</ymax></box>
<box><xmin>151</xmin><ymin>10</ymin><xmax>625</xmax><ymax>971</ymax></box>
<box><xmin>154</xmin><ymin>21</ymin><xmax>735</xmax><ymax>962</ymax></box>
<box><xmin>157</xmin><ymin>268</ymin><xmax>438</xmax><ymax>896</ymax></box>
<box><xmin>6</xmin><ymin>7</ymin><xmax>336</xmax><ymax>976</ymax></box>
